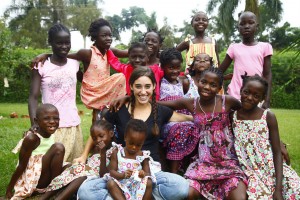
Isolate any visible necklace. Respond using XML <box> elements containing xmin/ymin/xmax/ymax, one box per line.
<box><xmin>198</xmin><ymin>96</ymin><xmax>216</xmax><ymax>122</ymax></box>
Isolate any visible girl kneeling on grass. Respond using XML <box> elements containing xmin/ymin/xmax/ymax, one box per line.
<box><xmin>6</xmin><ymin>104</ymin><xmax>65</xmax><ymax>199</ymax></box>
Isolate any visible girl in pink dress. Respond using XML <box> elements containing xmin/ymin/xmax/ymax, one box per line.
<box><xmin>232</xmin><ymin>75</ymin><xmax>300</xmax><ymax>199</ymax></box>
<box><xmin>219</xmin><ymin>11</ymin><xmax>272</xmax><ymax>109</ymax></box>
<box><xmin>158</xmin><ymin>67</ymin><xmax>247</xmax><ymax>200</ymax></box>
<box><xmin>6</xmin><ymin>104</ymin><xmax>65</xmax><ymax>199</ymax></box>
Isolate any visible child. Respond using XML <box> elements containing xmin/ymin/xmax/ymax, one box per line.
<box><xmin>107</xmin><ymin>41</ymin><xmax>164</xmax><ymax>100</ymax></box>
<box><xmin>105</xmin><ymin>119</ymin><xmax>155</xmax><ymax>200</ymax></box>
<box><xmin>219</xmin><ymin>11</ymin><xmax>272</xmax><ymax>108</ymax></box>
<box><xmin>232</xmin><ymin>74</ymin><xmax>300</xmax><ymax>199</ymax></box>
<box><xmin>31</xmin><ymin>18</ymin><xmax>126</xmax><ymax>122</ymax></box>
<box><xmin>28</xmin><ymin>23</ymin><xmax>84</xmax><ymax>162</ymax></box>
<box><xmin>176</xmin><ymin>11</ymin><xmax>219</xmax><ymax>71</ymax></box>
<box><xmin>39</xmin><ymin>120</ymin><xmax>115</xmax><ymax>200</ymax></box>
<box><xmin>6</xmin><ymin>104</ymin><xmax>65</xmax><ymax>199</ymax></box>
<box><xmin>158</xmin><ymin>67</ymin><xmax>247</xmax><ymax>199</ymax></box>
<box><xmin>182</xmin><ymin>52</ymin><xmax>213</xmax><ymax>98</ymax></box>
<box><xmin>159</xmin><ymin>48</ymin><xmax>198</xmax><ymax>173</ymax></box>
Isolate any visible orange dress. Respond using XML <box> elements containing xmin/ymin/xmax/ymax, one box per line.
<box><xmin>81</xmin><ymin>46</ymin><xmax>126</xmax><ymax>110</ymax></box>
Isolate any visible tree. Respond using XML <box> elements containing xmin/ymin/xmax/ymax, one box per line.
<box><xmin>206</xmin><ymin>0</ymin><xmax>283</xmax><ymax>44</ymax></box>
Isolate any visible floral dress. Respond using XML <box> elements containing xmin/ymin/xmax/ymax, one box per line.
<box><xmin>45</xmin><ymin>145</ymin><xmax>116</xmax><ymax>192</ymax></box>
<box><xmin>104</xmin><ymin>144</ymin><xmax>156</xmax><ymax>200</ymax></box>
<box><xmin>184</xmin><ymin>96</ymin><xmax>247</xmax><ymax>199</ymax></box>
<box><xmin>232</xmin><ymin>110</ymin><xmax>300</xmax><ymax>199</ymax></box>
<box><xmin>160</xmin><ymin>77</ymin><xmax>199</xmax><ymax>160</ymax></box>
<box><xmin>11</xmin><ymin>131</ymin><xmax>55</xmax><ymax>199</ymax></box>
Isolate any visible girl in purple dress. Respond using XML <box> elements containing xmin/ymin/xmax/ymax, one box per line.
<box><xmin>159</xmin><ymin>67</ymin><xmax>247</xmax><ymax>200</ymax></box>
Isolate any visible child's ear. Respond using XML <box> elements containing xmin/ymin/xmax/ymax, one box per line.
<box><xmin>153</xmin><ymin>83</ymin><xmax>156</xmax><ymax>90</ymax></box>
<box><xmin>109</xmin><ymin>130</ymin><xmax>114</xmax><ymax>138</ymax></box>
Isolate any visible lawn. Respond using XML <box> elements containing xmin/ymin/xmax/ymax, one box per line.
<box><xmin>0</xmin><ymin>103</ymin><xmax>299</xmax><ymax>197</ymax></box>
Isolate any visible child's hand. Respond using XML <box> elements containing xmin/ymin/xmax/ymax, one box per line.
<box><xmin>5</xmin><ymin>187</ymin><xmax>13</xmax><ymax>199</ymax></box>
<box><xmin>138</xmin><ymin>170</ymin><xmax>145</xmax><ymax>178</ymax></box>
<box><xmin>273</xmin><ymin>189</ymin><xmax>283</xmax><ymax>200</ymax></box>
<box><xmin>124</xmin><ymin>169</ymin><xmax>133</xmax><ymax>179</ymax></box>
<box><xmin>73</xmin><ymin>155</ymin><xmax>87</xmax><ymax>164</ymax></box>
<box><xmin>96</xmin><ymin>141</ymin><xmax>106</xmax><ymax>155</ymax></box>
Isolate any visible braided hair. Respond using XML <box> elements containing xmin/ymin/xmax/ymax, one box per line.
<box><xmin>48</xmin><ymin>23</ymin><xmax>70</xmax><ymax>43</ymax></box>
<box><xmin>241</xmin><ymin>73</ymin><xmax>268</xmax><ymax>96</ymax></box>
<box><xmin>129</xmin><ymin>67</ymin><xmax>159</xmax><ymax>137</ymax></box>
<box><xmin>159</xmin><ymin>48</ymin><xmax>183</xmax><ymax>68</ymax></box>
<box><xmin>190</xmin><ymin>11</ymin><xmax>209</xmax><ymax>25</ymax></box>
<box><xmin>88</xmin><ymin>18</ymin><xmax>112</xmax><ymax>42</ymax></box>
<box><xmin>189</xmin><ymin>53</ymin><xmax>213</xmax><ymax>76</ymax></box>
<box><xmin>128</xmin><ymin>42</ymin><xmax>148</xmax><ymax>55</ymax></box>
<box><xmin>201</xmin><ymin>67</ymin><xmax>224</xmax><ymax>86</ymax></box>
<box><xmin>142</xmin><ymin>29</ymin><xmax>164</xmax><ymax>44</ymax></box>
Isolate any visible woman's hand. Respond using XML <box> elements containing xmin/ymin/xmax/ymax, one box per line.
<box><xmin>280</xmin><ymin>141</ymin><xmax>290</xmax><ymax>165</ymax></box>
<box><xmin>30</xmin><ymin>53</ymin><xmax>51</xmax><ymax>69</ymax></box>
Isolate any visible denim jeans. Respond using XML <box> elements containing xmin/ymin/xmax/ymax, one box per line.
<box><xmin>77</xmin><ymin>171</ymin><xmax>189</xmax><ymax>200</ymax></box>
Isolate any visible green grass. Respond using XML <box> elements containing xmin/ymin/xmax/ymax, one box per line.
<box><xmin>0</xmin><ymin>103</ymin><xmax>299</xmax><ymax>197</ymax></box>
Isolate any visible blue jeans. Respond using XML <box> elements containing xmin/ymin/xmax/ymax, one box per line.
<box><xmin>77</xmin><ymin>171</ymin><xmax>189</xmax><ymax>200</ymax></box>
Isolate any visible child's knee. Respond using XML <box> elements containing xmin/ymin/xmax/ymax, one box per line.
<box><xmin>107</xmin><ymin>180</ymin><xmax>116</xmax><ymax>190</ymax></box>
<box><xmin>52</xmin><ymin>142</ymin><xmax>65</xmax><ymax>155</ymax></box>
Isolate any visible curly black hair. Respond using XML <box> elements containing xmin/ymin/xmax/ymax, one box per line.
<box><xmin>48</xmin><ymin>23</ymin><xmax>70</xmax><ymax>43</ymax></box>
<box><xmin>142</xmin><ymin>29</ymin><xmax>164</xmax><ymax>44</ymax></box>
<box><xmin>201</xmin><ymin>67</ymin><xmax>224</xmax><ymax>86</ymax></box>
<box><xmin>241</xmin><ymin>73</ymin><xmax>268</xmax><ymax>96</ymax></box>
<box><xmin>125</xmin><ymin>119</ymin><xmax>147</xmax><ymax>137</ymax></box>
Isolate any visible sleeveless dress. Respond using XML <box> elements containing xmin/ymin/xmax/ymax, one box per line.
<box><xmin>184</xmin><ymin>96</ymin><xmax>247</xmax><ymax>199</ymax></box>
<box><xmin>11</xmin><ymin>131</ymin><xmax>55</xmax><ymax>199</ymax></box>
<box><xmin>160</xmin><ymin>77</ymin><xmax>199</xmax><ymax>161</ymax></box>
<box><xmin>185</xmin><ymin>35</ymin><xmax>218</xmax><ymax>71</ymax></box>
<box><xmin>45</xmin><ymin>145</ymin><xmax>117</xmax><ymax>192</ymax></box>
<box><xmin>81</xmin><ymin>46</ymin><xmax>126</xmax><ymax>110</ymax></box>
<box><xmin>104</xmin><ymin>144</ymin><xmax>156</xmax><ymax>200</ymax></box>
<box><xmin>233</xmin><ymin>110</ymin><xmax>300</xmax><ymax>199</ymax></box>
<box><xmin>184</xmin><ymin>74</ymin><xmax>199</xmax><ymax>99</ymax></box>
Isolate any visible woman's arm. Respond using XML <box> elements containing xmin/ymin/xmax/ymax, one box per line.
<box><xmin>267</xmin><ymin>111</ymin><xmax>283</xmax><ymax>199</ymax></box>
<box><xmin>218</xmin><ymin>54</ymin><xmax>233</xmax><ymax>73</ymax></box>
<box><xmin>157</xmin><ymin>98</ymin><xmax>191</xmax><ymax>111</ymax></box>
<box><xmin>109</xmin><ymin>150</ymin><xmax>128</xmax><ymax>180</ymax></box>
<box><xmin>262</xmin><ymin>55</ymin><xmax>272</xmax><ymax>109</ymax></box>
<box><xmin>214</xmin><ymin>38</ymin><xmax>220</xmax><ymax>66</ymax></box>
<box><xmin>6</xmin><ymin>133</ymin><xmax>38</xmax><ymax>198</ymax></box>
<box><xmin>73</xmin><ymin>136</ymin><xmax>94</xmax><ymax>164</ymax></box>
<box><xmin>28</xmin><ymin>70</ymin><xmax>41</xmax><ymax>126</ymax></box>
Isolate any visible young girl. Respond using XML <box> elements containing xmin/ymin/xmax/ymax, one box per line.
<box><xmin>39</xmin><ymin>120</ymin><xmax>115</xmax><ymax>200</ymax></box>
<box><xmin>105</xmin><ymin>119</ymin><xmax>155</xmax><ymax>200</ymax></box>
<box><xmin>219</xmin><ymin>11</ymin><xmax>272</xmax><ymax>108</ymax></box>
<box><xmin>159</xmin><ymin>48</ymin><xmax>198</xmax><ymax>173</ymax></box>
<box><xmin>158</xmin><ymin>67</ymin><xmax>248</xmax><ymax>199</ymax></box>
<box><xmin>232</xmin><ymin>75</ymin><xmax>300</xmax><ymax>199</ymax></box>
<box><xmin>31</xmin><ymin>18</ymin><xmax>126</xmax><ymax>122</ymax></box>
<box><xmin>6</xmin><ymin>104</ymin><xmax>65</xmax><ymax>199</ymax></box>
<box><xmin>176</xmin><ymin>11</ymin><xmax>219</xmax><ymax>71</ymax></box>
<box><xmin>29</xmin><ymin>24</ymin><xmax>84</xmax><ymax>162</ymax></box>
<box><xmin>182</xmin><ymin>52</ymin><xmax>213</xmax><ymax>98</ymax></box>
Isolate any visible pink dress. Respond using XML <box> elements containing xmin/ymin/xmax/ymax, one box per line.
<box><xmin>81</xmin><ymin>46</ymin><xmax>126</xmax><ymax>110</ymax></box>
<box><xmin>233</xmin><ymin>110</ymin><xmax>300</xmax><ymax>199</ymax></box>
<box><xmin>184</xmin><ymin>96</ymin><xmax>247</xmax><ymax>199</ymax></box>
<box><xmin>226</xmin><ymin>42</ymin><xmax>273</xmax><ymax>100</ymax></box>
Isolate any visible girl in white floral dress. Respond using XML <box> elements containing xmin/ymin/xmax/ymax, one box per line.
<box><xmin>232</xmin><ymin>74</ymin><xmax>300</xmax><ymax>199</ymax></box>
<box><xmin>105</xmin><ymin>119</ymin><xmax>156</xmax><ymax>200</ymax></box>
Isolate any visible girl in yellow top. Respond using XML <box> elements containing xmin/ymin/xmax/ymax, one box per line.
<box><xmin>176</xmin><ymin>11</ymin><xmax>219</xmax><ymax>72</ymax></box>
